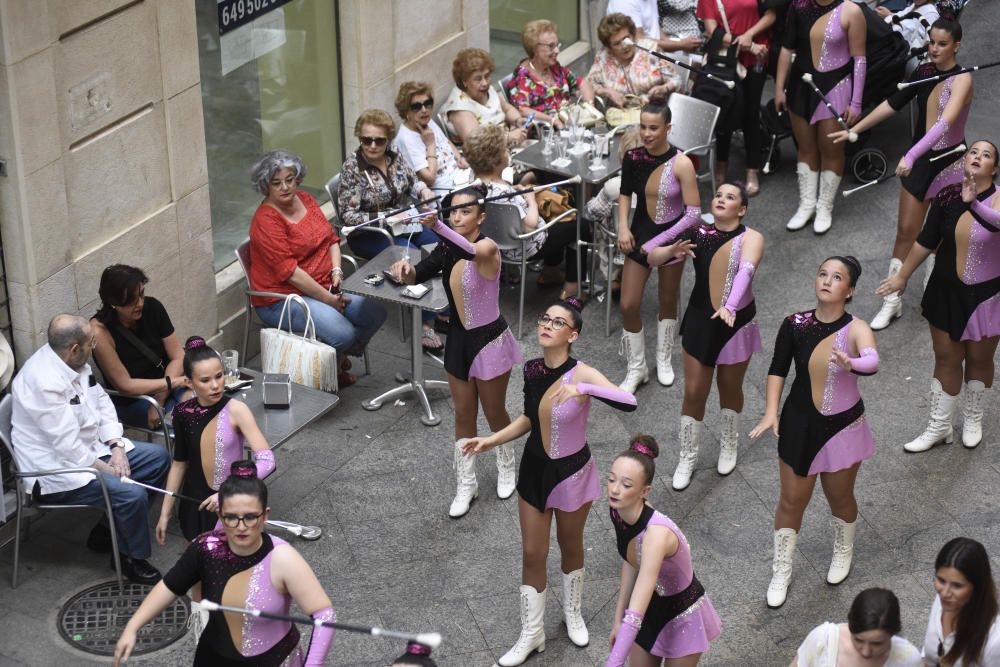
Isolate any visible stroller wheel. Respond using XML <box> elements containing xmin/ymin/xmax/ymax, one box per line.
<box><xmin>851</xmin><ymin>148</ymin><xmax>888</xmax><ymax>184</ymax></box>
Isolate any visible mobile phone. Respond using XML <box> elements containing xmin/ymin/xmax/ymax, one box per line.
<box><xmin>382</xmin><ymin>269</ymin><xmax>404</xmax><ymax>286</ymax></box>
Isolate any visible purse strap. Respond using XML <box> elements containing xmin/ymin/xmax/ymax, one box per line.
<box><xmin>113</xmin><ymin>322</ymin><xmax>164</xmax><ymax>369</ymax></box>
<box><xmin>276</xmin><ymin>294</ymin><xmax>318</xmax><ymax>342</ymax></box>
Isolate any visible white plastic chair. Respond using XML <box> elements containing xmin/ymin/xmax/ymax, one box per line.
<box><xmin>667</xmin><ymin>94</ymin><xmax>721</xmax><ymax>192</ymax></box>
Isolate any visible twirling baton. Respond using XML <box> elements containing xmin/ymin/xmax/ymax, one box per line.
<box><xmin>896</xmin><ymin>61</ymin><xmax>1000</xmax><ymax>90</ymax></box>
<box><xmin>198</xmin><ymin>600</ymin><xmax>443</xmax><ymax>648</ymax></box>
<box><xmin>120</xmin><ymin>477</ymin><xmax>323</xmax><ymax>540</ymax></box>
<box><xmin>622</xmin><ymin>37</ymin><xmax>735</xmax><ymax>89</ymax></box>
<box><xmin>340</xmin><ymin>180</ymin><xmax>483</xmax><ymax>236</ymax></box>
<box><xmin>801</xmin><ymin>73</ymin><xmax>857</xmax><ymax>142</ymax></box>
<box><xmin>930</xmin><ymin>143</ymin><xmax>967</xmax><ymax>162</ymax></box>
<box><xmin>842</xmin><ymin>174</ymin><xmax>894</xmax><ymax>197</ymax></box>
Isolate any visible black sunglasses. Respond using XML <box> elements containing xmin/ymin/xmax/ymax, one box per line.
<box><xmin>408</xmin><ymin>98</ymin><xmax>434</xmax><ymax>112</ymax></box>
<box><xmin>360</xmin><ymin>136</ymin><xmax>388</xmax><ymax>147</ymax></box>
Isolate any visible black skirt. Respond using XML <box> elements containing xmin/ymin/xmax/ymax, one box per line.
<box><xmin>901</xmin><ymin>142</ymin><xmax>965</xmax><ymax>201</ymax></box>
<box><xmin>444</xmin><ymin>316</ymin><xmax>509</xmax><ymax>381</ymax></box>
<box><xmin>681</xmin><ymin>301</ymin><xmax>756</xmax><ymax>368</ymax></box>
<box><xmin>516</xmin><ymin>438</ymin><xmax>593</xmax><ymax>513</ymax></box>
<box><xmin>626</xmin><ymin>212</ymin><xmax>683</xmax><ymax>268</ymax></box>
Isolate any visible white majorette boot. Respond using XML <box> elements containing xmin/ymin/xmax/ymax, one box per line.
<box><xmin>871</xmin><ymin>258</ymin><xmax>904</xmax><ymax>331</ymax></box>
<box><xmin>498</xmin><ymin>585</ymin><xmax>546</xmax><ymax>666</ymax></box>
<box><xmin>903</xmin><ymin>379</ymin><xmax>958</xmax><ymax>453</ymax></box>
<box><xmin>786</xmin><ymin>162</ymin><xmax>819</xmax><ymax>231</ymax></box>
<box><xmin>826</xmin><ymin>517</ymin><xmax>856</xmax><ymax>585</ymax></box>
<box><xmin>496</xmin><ymin>443</ymin><xmax>517</xmax><ymax>498</ymax></box>
<box><xmin>618</xmin><ymin>328</ymin><xmax>649</xmax><ymax>393</ymax></box>
<box><xmin>449</xmin><ymin>439</ymin><xmax>478</xmax><ymax>518</ymax></box>
<box><xmin>812</xmin><ymin>170</ymin><xmax>841</xmax><ymax>235</ymax></box>
<box><xmin>562</xmin><ymin>568</ymin><xmax>589</xmax><ymax>647</ymax></box>
<box><xmin>717</xmin><ymin>408</ymin><xmax>739</xmax><ymax>475</ymax></box>
<box><xmin>672</xmin><ymin>416</ymin><xmax>702</xmax><ymax>491</ymax></box>
<box><xmin>767</xmin><ymin>528</ymin><xmax>798</xmax><ymax>609</ymax></box>
<box><xmin>655</xmin><ymin>318</ymin><xmax>677</xmax><ymax>386</ymax></box>
<box><xmin>962</xmin><ymin>380</ymin><xmax>987</xmax><ymax>448</ymax></box>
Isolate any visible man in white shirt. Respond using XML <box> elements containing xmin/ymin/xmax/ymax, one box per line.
<box><xmin>11</xmin><ymin>314</ymin><xmax>170</xmax><ymax>584</ymax></box>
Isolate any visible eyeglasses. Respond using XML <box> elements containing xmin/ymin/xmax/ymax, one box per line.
<box><xmin>538</xmin><ymin>41</ymin><xmax>562</xmax><ymax>52</ymax></box>
<box><xmin>408</xmin><ymin>98</ymin><xmax>434</xmax><ymax>112</ymax></box>
<box><xmin>537</xmin><ymin>314</ymin><xmax>572</xmax><ymax>330</ymax></box>
<box><xmin>360</xmin><ymin>135</ymin><xmax>388</xmax><ymax>147</ymax></box>
<box><xmin>221</xmin><ymin>513</ymin><xmax>263</xmax><ymax>528</ymax></box>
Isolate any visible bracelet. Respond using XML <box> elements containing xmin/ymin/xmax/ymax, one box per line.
<box><xmin>426</xmin><ymin>154</ymin><xmax>437</xmax><ymax>160</ymax></box>
<box><xmin>165</xmin><ymin>376</ymin><xmax>172</xmax><ymax>392</ymax></box>
<box><xmin>332</xmin><ymin>267</ymin><xmax>344</xmax><ymax>275</ymax></box>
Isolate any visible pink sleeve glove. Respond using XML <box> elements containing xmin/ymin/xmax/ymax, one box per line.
<box><xmin>254</xmin><ymin>450</ymin><xmax>275</xmax><ymax>479</ymax></box>
<box><xmin>576</xmin><ymin>382</ymin><xmax>638</xmax><ymax>411</ymax></box>
<box><xmin>971</xmin><ymin>199</ymin><xmax>1000</xmax><ymax>233</ymax></box>
<box><xmin>849</xmin><ymin>347</ymin><xmax>879</xmax><ymax>376</ymax></box>
<box><xmin>432</xmin><ymin>220</ymin><xmax>476</xmax><ymax>259</ymax></box>
<box><xmin>641</xmin><ymin>205</ymin><xmax>701</xmax><ymax>255</ymax></box>
<box><xmin>850</xmin><ymin>56</ymin><xmax>867</xmax><ymax>114</ymax></box>
<box><xmin>903</xmin><ymin>119</ymin><xmax>950</xmax><ymax>168</ymax></box>
<box><xmin>304</xmin><ymin>607</ymin><xmax>336</xmax><ymax>666</ymax></box>
<box><xmin>723</xmin><ymin>261</ymin><xmax>756</xmax><ymax>312</ymax></box>
<box><xmin>605</xmin><ymin>609</ymin><xmax>643</xmax><ymax>667</ymax></box>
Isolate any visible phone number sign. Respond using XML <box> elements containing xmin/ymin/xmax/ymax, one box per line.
<box><xmin>217</xmin><ymin>0</ymin><xmax>293</xmax><ymax>35</ymax></box>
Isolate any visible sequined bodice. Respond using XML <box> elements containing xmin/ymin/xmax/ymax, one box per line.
<box><xmin>611</xmin><ymin>506</ymin><xmax>695</xmax><ymax>596</ymax></box>
<box><xmin>523</xmin><ymin>357</ymin><xmax>590</xmax><ymax>460</ymax></box>
<box><xmin>683</xmin><ymin>223</ymin><xmax>751</xmax><ymax>312</ymax></box>
<box><xmin>173</xmin><ymin>396</ymin><xmax>244</xmax><ymax>490</ymax></box>
<box><xmin>458</xmin><ymin>257</ymin><xmax>501</xmax><ymax>328</ymax></box>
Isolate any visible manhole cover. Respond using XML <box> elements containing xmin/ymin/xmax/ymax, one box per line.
<box><xmin>57</xmin><ymin>581</ymin><xmax>190</xmax><ymax>656</ymax></box>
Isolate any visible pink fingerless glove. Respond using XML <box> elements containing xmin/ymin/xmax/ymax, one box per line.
<box><xmin>605</xmin><ymin>609</ymin><xmax>643</xmax><ymax>667</ymax></box>
<box><xmin>254</xmin><ymin>450</ymin><xmax>275</xmax><ymax>479</ymax></box>
<box><xmin>904</xmin><ymin>119</ymin><xmax>950</xmax><ymax>168</ymax></box>
<box><xmin>971</xmin><ymin>199</ymin><xmax>1000</xmax><ymax>232</ymax></box>
<box><xmin>432</xmin><ymin>220</ymin><xmax>476</xmax><ymax>258</ymax></box>
<box><xmin>849</xmin><ymin>347</ymin><xmax>879</xmax><ymax>376</ymax></box>
<box><xmin>576</xmin><ymin>382</ymin><xmax>638</xmax><ymax>411</ymax></box>
<box><xmin>723</xmin><ymin>261</ymin><xmax>756</xmax><ymax>312</ymax></box>
<box><xmin>641</xmin><ymin>205</ymin><xmax>701</xmax><ymax>255</ymax></box>
<box><xmin>304</xmin><ymin>607</ymin><xmax>336</xmax><ymax>666</ymax></box>
<box><xmin>850</xmin><ymin>56</ymin><xmax>867</xmax><ymax>115</ymax></box>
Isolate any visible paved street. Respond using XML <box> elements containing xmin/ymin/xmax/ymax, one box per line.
<box><xmin>2</xmin><ymin>4</ymin><xmax>999</xmax><ymax>665</ymax></box>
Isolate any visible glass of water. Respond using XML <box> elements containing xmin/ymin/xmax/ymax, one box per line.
<box><xmin>221</xmin><ymin>349</ymin><xmax>240</xmax><ymax>382</ymax></box>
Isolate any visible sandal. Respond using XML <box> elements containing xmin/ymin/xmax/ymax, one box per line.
<box><xmin>746</xmin><ymin>170</ymin><xmax>761</xmax><ymax>197</ymax></box>
<box><xmin>421</xmin><ymin>327</ymin><xmax>444</xmax><ymax>351</ymax></box>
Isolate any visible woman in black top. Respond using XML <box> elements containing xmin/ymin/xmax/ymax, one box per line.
<box><xmin>91</xmin><ymin>264</ymin><xmax>189</xmax><ymax>428</ymax></box>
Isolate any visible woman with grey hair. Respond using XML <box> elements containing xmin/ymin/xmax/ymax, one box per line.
<box><xmin>248</xmin><ymin>149</ymin><xmax>387</xmax><ymax>387</ymax></box>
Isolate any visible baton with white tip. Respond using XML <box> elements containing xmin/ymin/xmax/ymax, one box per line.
<box><xmin>930</xmin><ymin>143</ymin><xmax>966</xmax><ymax>162</ymax></box>
<box><xmin>801</xmin><ymin>73</ymin><xmax>857</xmax><ymax>142</ymax></box>
<box><xmin>622</xmin><ymin>37</ymin><xmax>735</xmax><ymax>90</ymax></box>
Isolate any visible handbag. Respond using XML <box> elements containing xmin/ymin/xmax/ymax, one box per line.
<box><xmin>260</xmin><ymin>295</ymin><xmax>339</xmax><ymax>394</ymax></box>
<box><xmin>535</xmin><ymin>188</ymin><xmax>576</xmax><ymax>222</ymax></box>
<box><xmin>692</xmin><ymin>27</ymin><xmax>744</xmax><ymax>134</ymax></box>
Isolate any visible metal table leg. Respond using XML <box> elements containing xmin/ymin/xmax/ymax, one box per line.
<box><xmin>362</xmin><ymin>305</ymin><xmax>448</xmax><ymax>426</ymax></box>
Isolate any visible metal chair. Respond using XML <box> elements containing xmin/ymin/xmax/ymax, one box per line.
<box><xmin>497</xmin><ymin>75</ymin><xmax>515</xmax><ymax>105</ymax></box>
<box><xmin>0</xmin><ymin>394</ymin><xmax>124</xmax><ymax>588</ymax></box>
<box><xmin>592</xmin><ymin>202</ymin><xmax>631</xmax><ymax>338</ymax></box>
<box><xmin>233</xmin><ymin>240</ymin><xmax>369</xmax><ymax>375</ymax></box>
<box><xmin>483</xmin><ymin>202</ymin><xmax>577</xmax><ymax>339</ymax></box>
<box><xmin>667</xmin><ymin>94</ymin><xmax>721</xmax><ymax>192</ymax></box>
<box><xmin>104</xmin><ymin>390</ymin><xmax>173</xmax><ymax>455</ymax></box>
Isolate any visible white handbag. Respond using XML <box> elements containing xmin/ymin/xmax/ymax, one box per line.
<box><xmin>260</xmin><ymin>295</ymin><xmax>339</xmax><ymax>393</ymax></box>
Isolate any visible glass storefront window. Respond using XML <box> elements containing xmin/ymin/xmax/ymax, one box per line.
<box><xmin>197</xmin><ymin>0</ymin><xmax>344</xmax><ymax>271</ymax></box>
<box><xmin>489</xmin><ymin>0</ymin><xmax>582</xmax><ymax>78</ymax></box>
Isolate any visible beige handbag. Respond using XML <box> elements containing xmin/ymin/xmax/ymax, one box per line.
<box><xmin>557</xmin><ymin>102</ymin><xmax>604</xmax><ymax>128</ymax></box>
<box><xmin>260</xmin><ymin>294</ymin><xmax>339</xmax><ymax>393</ymax></box>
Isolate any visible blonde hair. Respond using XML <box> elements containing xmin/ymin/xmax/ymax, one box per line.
<box><xmin>463</xmin><ymin>124</ymin><xmax>508</xmax><ymax>175</ymax></box>
<box><xmin>522</xmin><ymin>19</ymin><xmax>558</xmax><ymax>57</ymax></box>
<box><xmin>597</xmin><ymin>13</ymin><xmax>636</xmax><ymax>47</ymax></box>
<box><xmin>353</xmin><ymin>109</ymin><xmax>396</xmax><ymax>142</ymax></box>
<box><xmin>394</xmin><ymin>81</ymin><xmax>434</xmax><ymax>118</ymax></box>
<box><xmin>453</xmin><ymin>48</ymin><xmax>496</xmax><ymax>89</ymax></box>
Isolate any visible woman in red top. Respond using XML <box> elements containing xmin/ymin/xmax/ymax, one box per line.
<box><xmin>697</xmin><ymin>0</ymin><xmax>777</xmax><ymax>196</ymax></box>
<box><xmin>249</xmin><ymin>150</ymin><xmax>387</xmax><ymax>387</ymax></box>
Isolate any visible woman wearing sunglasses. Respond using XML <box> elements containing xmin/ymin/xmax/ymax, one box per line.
<box><xmin>462</xmin><ymin>298</ymin><xmax>637</xmax><ymax>666</ymax></box>
<box><xmin>114</xmin><ymin>461</ymin><xmax>336</xmax><ymax>666</ymax></box>
<box><xmin>394</xmin><ymin>81</ymin><xmax>468</xmax><ymax>192</ymax></box>
<box><xmin>338</xmin><ymin>108</ymin><xmax>444</xmax><ymax>349</ymax></box>
<box><xmin>919</xmin><ymin>537</ymin><xmax>1000</xmax><ymax>666</ymax></box>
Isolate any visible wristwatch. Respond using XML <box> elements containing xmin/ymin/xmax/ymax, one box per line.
<box><xmin>108</xmin><ymin>440</ymin><xmax>123</xmax><ymax>451</ymax></box>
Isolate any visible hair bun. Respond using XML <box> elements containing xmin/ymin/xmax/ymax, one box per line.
<box><xmin>185</xmin><ymin>336</ymin><xmax>207</xmax><ymax>351</ymax></box>
<box><xmin>562</xmin><ymin>296</ymin><xmax>584</xmax><ymax>313</ymax></box>
<box><xmin>231</xmin><ymin>460</ymin><xmax>257</xmax><ymax>479</ymax></box>
<box><xmin>406</xmin><ymin>642</ymin><xmax>432</xmax><ymax>656</ymax></box>
<box><xmin>630</xmin><ymin>439</ymin><xmax>657</xmax><ymax>459</ymax></box>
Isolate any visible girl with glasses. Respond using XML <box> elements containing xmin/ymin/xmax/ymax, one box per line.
<box><xmin>114</xmin><ymin>461</ymin><xmax>336</xmax><ymax>666</ymax></box>
<box><xmin>462</xmin><ymin>298</ymin><xmax>637</xmax><ymax>666</ymax></box>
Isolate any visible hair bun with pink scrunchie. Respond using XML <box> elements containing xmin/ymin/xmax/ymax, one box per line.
<box><xmin>562</xmin><ymin>296</ymin><xmax>584</xmax><ymax>313</ymax></box>
<box><xmin>406</xmin><ymin>641</ymin><xmax>432</xmax><ymax>656</ymax></box>
<box><xmin>230</xmin><ymin>460</ymin><xmax>257</xmax><ymax>479</ymax></box>
<box><xmin>630</xmin><ymin>439</ymin><xmax>658</xmax><ymax>459</ymax></box>
<box><xmin>184</xmin><ymin>336</ymin><xmax>207</xmax><ymax>351</ymax></box>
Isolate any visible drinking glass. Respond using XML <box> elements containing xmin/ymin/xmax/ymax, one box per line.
<box><xmin>221</xmin><ymin>350</ymin><xmax>240</xmax><ymax>381</ymax></box>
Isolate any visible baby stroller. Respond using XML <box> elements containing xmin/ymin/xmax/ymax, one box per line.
<box><xmin>759</xmin><ymin>2</ymin><xmax>911</xmax><ymax>183</ymax></box>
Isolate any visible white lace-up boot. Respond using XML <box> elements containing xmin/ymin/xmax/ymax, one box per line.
<box><xmin>871</xmin><ymin>258</ymin><xmax>904</xmax><ymax>330</ymax></box>
<box><xmin>449</xmin><ymin>439</ymin><xmax>478</xmax><ymax>518</ymax></box>
<box><xmin>562</xmin><ymin>569</ymin><xmax>588</xmax><ymax>647</ymax></box>
<box><xmin>498</xmin><ymin>585</ymin><xmax>546</xmax><ymax>666</ymax></box>
<box><xmin>672</xmin><ymin>416</ymin><xmax>702</xmax><ymax>491</ymax></box>
<box><xmin>786</xmin><ymin>162</ymin><xmax>819</xmax><ymax>231</ymax></box>
<box><xmin>618</xmin><ymin>329</ymin><xmax>649</xmax><ymax>393</ymax></box>
<box><xmin>717</xmin><ymin>408</ymin><xmax>739</xmax><ymax>475</ymax></box>
<box><xmin>655</xmin><ymin>318</ymin><xmax>677</xmax><ymax>386</ymax></box>
<box><xmin>826</xmin><ymin>517</ymin><xmax>856</xmax><ymax>585</ymax></box>
<box><xmin>812</xmin><ymin>170</ymin><xmax>841</xmax><ymax>235</ymax></box>
<box><xmin>962</xmin><ymin>380</ymin><xmax>987</xmax><ymax>448</ymax></box>
<box><xmin>767</xmin><ymin>528</ymin><xmax>798</xmax><ymax>608</ymax></box>
<box><xmin>496</xmin><ymin>444</ymin><xmax>517</xmax><ymax>498</ymax></box>
<box><xmin>903</xmin><ymin>379</ymin><xmax>958</xmax><ymax>453</ymax></box>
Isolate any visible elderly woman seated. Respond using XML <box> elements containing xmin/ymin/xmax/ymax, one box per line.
<box><xmin>508</xmin><ymin>19</ymin><xmax>591</xmax><ymax>130</ymax></box>
<box><xmin>91</xmin><ymin>265</ymin><xmax>190</xmax><ymax>428</ymax></box>
<box><xmin>393</xmin><ymin>81</ymin><xmax>468</xmax><ymax>192</ymax></box>
<box><xmin>464</xmin><ymin>124</ymin><xmax>584</xmax><ymax>299</ymax></box>
<box><xmin>338</xmin><ymin>109</ymin><xmax>445</xmax><ymax>349</ymax></box>
<box><xmin>441</xmin><ymin>48</ymin><xmax>529</xmax><ymax>147</ymax></box>
<box><xmin>582</xmin><ymin>12</ymin><xmax>682</xmax><ymax>109</ymax></box>
<box><xmin>249</xmin><ymin>150</ymin><xmax>387</xmax><ymax>386</ymax></box>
